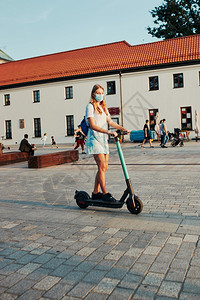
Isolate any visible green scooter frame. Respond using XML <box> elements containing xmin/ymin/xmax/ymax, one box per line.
<box><xmin>74</xmin><ymin>130</ymin><xmax>143</xmax><ymax>214</ymax></box>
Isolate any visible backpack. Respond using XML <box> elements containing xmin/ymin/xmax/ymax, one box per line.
<box><xmin>80</xmin><ymin>117</ymin><xmax>89</xmax><ymax>136</ymax></box>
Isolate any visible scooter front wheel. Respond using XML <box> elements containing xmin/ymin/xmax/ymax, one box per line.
<box><xmin>75</xmin><ymin>191</ymin><xmax>89</xmax><ymax>209</ymax></box>
<box><xmin>127</xmin><ymin>195</ymin><xmax>143</xmax><ymax>215</ymax></box>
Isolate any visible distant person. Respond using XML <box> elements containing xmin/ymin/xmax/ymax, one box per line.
<box><xmin>19</xmin><ymin>134</ymin><xmax>35</xmax><ymax>156</ymax></box>
<box><xmin>74</xmin><ymin>125</ymin><xmax>86</xmax><ymax>154</ymax></box>
<box><xmin>141</xmin><ymin>120</ymin><xmax>153</xmax><ymax>148</ymax></box>
<box><xmin>42</xmin><ymin>133</ymin><xmax>48</xmax><ymax>147</ymax></box>
<box><xmin>161</xmin><ymin>119</ymin><xmax>169</xmax><ymax>148</ymax></box>
<box><xmin>51</xmin><ymin>136</ymin><xmax>58</xmax><ymax>148</ymax></box>
<box><xmin>159</xmin><ymin>120</ymin><xmax>163</xmax><ymax>146</ymax></box>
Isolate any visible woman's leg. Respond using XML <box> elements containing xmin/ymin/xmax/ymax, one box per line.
<box><xmin>93</xmin><ymin>154</ymin><xmax>109</xmax><ymax>194</ymax></box>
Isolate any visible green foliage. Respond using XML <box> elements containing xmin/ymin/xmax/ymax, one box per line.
<box><xmin>147</xmin><ymin>0</ymin><xmax>200</xmax><ymax>39</ymax></box>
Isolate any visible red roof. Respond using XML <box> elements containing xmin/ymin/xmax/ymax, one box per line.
<box><xmin>0</xmin><ymin>35</ymin><xmax>199</xmax><ymax>88</ymax></box>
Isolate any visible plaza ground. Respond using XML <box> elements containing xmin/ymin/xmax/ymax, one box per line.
<box><xmin>0</xmin><ymin>141</ymin><xmax>200</xmax><ymax>299</ymax></box>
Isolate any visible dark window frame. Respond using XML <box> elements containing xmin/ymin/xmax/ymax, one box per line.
<box><xmin>4</xmin><ymin>94</ymin><xmax>10</xmax><ymax>106</ymax></box>
<box><xmin>33</xmin><ymin>90</ymin><xmax>40</xmax><ymax>103</ymax></box>
<box><xmin>149</xmin><ymin>76</ymin><xmax>159</xmax><ymax>91</ymax></box>
<box><xmin>107</xmin><ymin>81</ymin><xmax>116</xmax><ymax>95</ymax></box>
<box><xmin>180</xmin><ymin>106</ymin><xmax>192</xmax><ymax>130</ymax></box>
<box><xmin>66</xmin><ymin>115</ymin><xmax>74</xmax><ymax>136</ymax></box>
<box><xmin>149</xmin><ymin>109</ymin><xmax>159</xmax><ymax>131</ymax></box>
<box><xmin>173</xmin><ymin>73</ymin><xmax>184</xmax><ymax>88</ymax></box>
<box><xmin>5</xmin><ymin>120</ymin><xmax>12</xmax><ymax>139</ymax></box>
<box><xmin>65</xmin><ymin>86</ymin><xmax>73</xmax><ymax>99</ymax></box>
<box><xmin>34</xmin><ymin>118</ymin><xmax>41</xmax><ymax>137</ymax></box>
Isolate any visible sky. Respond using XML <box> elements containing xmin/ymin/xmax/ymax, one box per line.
<box><xmin>0</xmin><ymin>0</ymin><xmax>163</xmax><ymax>61</ymax></box>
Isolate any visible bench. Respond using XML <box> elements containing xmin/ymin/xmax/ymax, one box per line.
<box><xmin>28</xmin><ymin>150</ymin><xmax>79</xmax><ymax>168</ymax></box>
<box><xmin>0</xmin><ymin>151</ymin><xmax>29</xmax><ymax>166</ymax></box>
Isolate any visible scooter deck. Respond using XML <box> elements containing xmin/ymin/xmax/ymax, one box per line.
<box><xmin>77</xmin><ymin>197</ymin><xmax>124</xmax><ymax>209</ymax></box>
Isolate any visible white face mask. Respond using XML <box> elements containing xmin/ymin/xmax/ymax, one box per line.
<box><xmin>95</xmin><ymin>94</ymin><xmax>104</xmax><ymax>102</ymax></box>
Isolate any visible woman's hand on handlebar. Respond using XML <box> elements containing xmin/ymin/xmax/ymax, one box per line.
<box><xmin>107</xmin><ymin>130</ymin><xmax>118</xmax><ymax>137</ymax></box>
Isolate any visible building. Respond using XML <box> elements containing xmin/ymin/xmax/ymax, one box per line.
<box><xmin>0</xmin><ymin>35</ymin><xmax>200</xmax><ymax>146</ymax></box>
<box><xmin>0</xmin><ymin>50</ymin><xmax>14</xmax><ymax>64</ymax></box>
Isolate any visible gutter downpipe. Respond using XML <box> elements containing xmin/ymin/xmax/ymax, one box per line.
<box><xmin>119</xmin><ymin>71</ymin><xmax>124</xmax><ymax>142</ymax></box>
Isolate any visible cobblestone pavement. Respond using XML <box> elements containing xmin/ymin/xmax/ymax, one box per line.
<box><xmin>0</xmin><ymin>141</ymin><xmax>200</xmax><ymax>299</ymax></box>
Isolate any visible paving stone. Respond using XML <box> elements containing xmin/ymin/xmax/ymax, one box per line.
<box><xmin>7</xmin><ymin>279</ymin><xmax>36</xmax><ymax>295</ymax></box>
<box><xmin>183</xmin><ymin>278</ymin><xmax>200</xmax><ymax>294</ymax></box>
<box><xmin>17</xmin><ymin>262</ymin><xmax>41</xmax><ymax>275</ymax></box>
<box><xmin>0</xmin><ymin>273</ymin><xmax>25</xmax><ymax>288</ymax></box>
<box><xmin>82</xmin><ymin>269</ymin><xmax>107</xmax><ymax>283</ymax></box>
<box><xmin>183</xmin><ymin>235</ymin><xmax>199</xmax><ymax>243</ymax></box>
<box><xmin>94</xmin><ymin>278</ymin><xmax>119</xmax><ymax>294</ymax></box>
<box><xmin>125</xmin><ymin>247</ymin><xmax>143</xmax><ymax>257</ymax></box>
<box><xmin>0</xmin><ymin>293</ymin><xmax>18</xmax><ymax>299</ymax></box>
<box><xmin>105</xmin><ymin>250</ymin><xmax>124</xmax><ymax>260</ymax></box>
<box><xmin>76</xmin><ymin>247</ymin><xmax>96</xmax><ymax>256</ymax></box>
<box><xmin>0</xmin><ymin>263</ymin><xmax>23</xmax><ymax>275</ymax></box>
<box><xmin>34</xmin><ymin>275</ymin><xmax>61</xmax><ymax>291</ymax></box>
<box><xmin>187</xmin><ymin>266</ymin><xmax>200</xmax><ymax>279</ymax></box>
<box><xmin>26</xmin><ymin>267</ymin><xmax>51</xmax><ymax>281</ymax></box>
<box><xmin>43</xmin><ymin>283</ymin><xmax>72</xmax><ymax>299</ymax></box>
<box><xmin>67</xmin><ymin>281</ymin><xmax>94</xmax><ymax>298</ymax></box>
<box><xmin>157</xmin><ymin>280</ymin><xmax>182</xmax><ymax>298</ymax></box>
<box><xmin>118</xmin><ymin>273</ymin><xmax>142</xmax><ymax>289</ymax></box>
<box><xmin>84</xmin><ymin>292</ymin><xmax>107</xmax><ymax>300</ymax></box>
<box><xmin>108</xmin><ymin>287</ymin><xmax>133</xmax><ymax>299</ymax></box>
<box><xmin>165</xmin><ymin>268</ymin><xmax>186</xmax><ymax>282</ymax></box>
<box><xmin>132</xmin><ymin>284</ymin><xmax>158</xmax><ymax>299</ymax></box>
<box><xmin>179</xmin><ymin>291</ymin><xmax>200</xmax><ymax>300</ymax></box>
<box><xmin>64</xmin><ymin>255</ymin><xmax>84</xmax><ymax>266</ymax></box>
<box><xmin>74</xmin><ymin>261</ymin><xmax>96</xmax><ymax>272</ymax></box>
<box><xmin>15</xmin><ymin>254</ymin><xmax>37</xmax><ymax>265</ymax></box>
<box><xmin>129</xmin><ymin>262</ymin><xmax>149</xmax><ymax>276</ymax></box>
<box><xmin>60</xmin><ymin>271</ymin><xmax>85</xmax><ymax>285</ymax></box>
<box><xmin>50</xmin><ymin>264</ymin><xmax>74</xmax><ymax>278</ymax></box>
<box><xmin>42</xmin><ymin>258</ymin><xmax>65</xmax><ymax>269</ymax></box>
<box><xmin>17</xmin><ymin>289</ymin><xmax>44</xmax><ymax>300</ymax></box>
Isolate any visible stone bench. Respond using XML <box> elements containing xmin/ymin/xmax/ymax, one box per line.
<box><xmin>0</xmin><ymin>151</ymin><xmax>29</xmax><ymax>166</ymax></box>
<box><xmin>28</xmin><ymin>150</ymin><xmax>79</xmax><ymax>168</ymax></box>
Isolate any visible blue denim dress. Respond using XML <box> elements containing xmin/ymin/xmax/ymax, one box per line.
<box><xmin>85</xmin><ymin>103</ymin><xmax>109</xmax><ymax>154</ymax></box>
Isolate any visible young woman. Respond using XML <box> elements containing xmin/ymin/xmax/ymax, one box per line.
<box><xmin>85</xmin><ymin>84</ymin><xmax>129</xmax><ymax>202</ymax></box>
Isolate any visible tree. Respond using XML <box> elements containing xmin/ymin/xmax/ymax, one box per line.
<box><xmin>147</xmin><ymin>0</ymin><xmax>200</xmax><ymax>39</ymax></box>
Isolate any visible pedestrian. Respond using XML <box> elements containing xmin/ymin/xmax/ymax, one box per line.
<box><xmin>19</xmin><ymin>134</ymin><xmax>36</xmax><ymax>156</ymax></box>
<box><xmin>74</xmin><ymin>125</ymin><xmax>86</xmax><ymax>154</ymax></box>
<box><xmin>159</xmin><ymin>120</ymin><xmax>163</xmax><ymax>146</ymax></box>
<box><xmin>141</xmin><ymin>120</ymin><xmax>154</xmax><ymax>148</ymax></box>
<box><xmin>51</xmin><ymin>136</ymin><xmax>58</xmax><ymax>148</ymax></box>
<box><xmin>85</xmin><ymin>84</ymin><xmax>129</xmax><ymax>202</ymax></box>
<box><xmin>42</xmin><ymin>133</ymin><xmax>48</xmax><ymax>147</ymax></box>
<box><xmin>161</xmin><ymin>119</ymin><xmax>169</xmax><ymax>148</ymax></box>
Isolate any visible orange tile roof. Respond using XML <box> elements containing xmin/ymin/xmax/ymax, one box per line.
<box><xmin>0</xmin><ymin>35</ymin><xmax>199</xmax><ymax>88</ymax></box>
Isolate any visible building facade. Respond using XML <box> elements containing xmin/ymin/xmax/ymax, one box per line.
<box><xmin>0</xmin><ymin>35</ymin><xmax>200</xmax><ymax>145</ymax></box>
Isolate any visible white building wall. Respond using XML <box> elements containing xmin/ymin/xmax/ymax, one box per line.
<box><xmin>0</xmin><ymin>74</ymin><xmax>121</xmax><ymax>146</ymax></box>
<box><xmin>0</xmin><ymin>64</ymin><xmax>199</xmax><ymax>146</ymax></box>
<box><xmin>122</xmin><ymin>64</ymin><xmax>200</xmax><ymax>138</ymax></box>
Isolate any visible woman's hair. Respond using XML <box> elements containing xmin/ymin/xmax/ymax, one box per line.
<box><xmin>90</xmin><ymin>84</ymin><xmax>108</xmax><ymax>115</ymax></box>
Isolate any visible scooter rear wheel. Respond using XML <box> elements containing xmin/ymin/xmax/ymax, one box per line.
<box><xmin>75</xmin><ymin>191</ymin><xmax>89</xmax><ymax>209</ymax></box>
<box><xmin>127</xmin><ymin>195</ymin><xmax>143</xmax><ymax>214</ymax></box>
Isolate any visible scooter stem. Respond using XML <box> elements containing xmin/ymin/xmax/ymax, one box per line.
<box><xmin>115</xmin><ymin>139</ymin><xmax>129</xmax><ymax>180</ymax></box>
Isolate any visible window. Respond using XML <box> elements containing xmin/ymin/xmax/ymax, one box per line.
<box><xmin>33</xmin><ymin>90</ymin><xmax>40</xmax><ymax>103</ymax></box>
<box><xmin>5</xmin><ymin>120</ymin><xmax>12</xmax><ymax>139</ymax></box>
<box><xmin>181</xmin><ymin>106</ymin><xmax>192</xmax><ymax>130</ymax></box>
<box><xmin>34</xmin><ymin>118</ymin><xmax>41</xmax><ymax>137</ymax></box>
<box><xmin>66</xmin><ymin>115</ymin><xmax>74</xmax><ymax>136</ymax></box>
<box><xmin>4</xmin><ymin>94</ymin><xmax>10</xmax><ymax>106</ymax></box>
<box><xmin>174</xmin><ymin>73</ymin><xmax>184</xmax><ymax>88</ymax></box>
<box><xmin>65</xmin><ymin>86</ymin><xmax>73</xmax><ymax>99</ymax></box>
<box><xmin>149</xmin><ymin>76</ymin><xmax>159</xmax><ymax>91</ymax></box>
<box><xmin>149</xmin><ymin>109</ymin><xmax>159</xmax><ymax>131</ymax></box>
<box><xmin>107</xmin><ymin>81</ymin><xmax>116</xmax><ymax>95</ymax></box>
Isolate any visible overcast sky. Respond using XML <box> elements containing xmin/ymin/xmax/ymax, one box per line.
<box><xmin>0</xmin><ymin>0</ymin><xmax>163</xmax><ymax>61</ymax></box>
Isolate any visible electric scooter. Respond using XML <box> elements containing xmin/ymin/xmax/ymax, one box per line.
<box><xmin>74</xmin><ymin>130</ymin><xmax>143</xmax><ymax>214</ymax></box>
